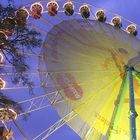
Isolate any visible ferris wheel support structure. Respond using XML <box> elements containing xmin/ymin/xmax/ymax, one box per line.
<box><xmin>106</xmin><ymin>70</ymin><xmax>129</xmax><ymax>139</ymax></box>
<box><xmin>127</xmin><ymin>66</ymin><xmax>138</xmax><ymax>140</ymax></box>
<box><xmin>1</xmin><ymin>0</ymin><xmax>140</xmax><ymax>139</ymax></box>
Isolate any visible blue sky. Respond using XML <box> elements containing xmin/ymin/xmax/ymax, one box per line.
<box><xmin>1</xmin><ymin>0</ymin><xmax>140</xmax><ymax>140</ymax></box>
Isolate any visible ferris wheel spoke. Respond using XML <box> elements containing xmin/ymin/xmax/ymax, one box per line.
<box><xmin>28</xmin><ymin>22</ymin><xmax>48</xmax><ymax>35</ymax></box>
<box><xmin>69</xmin><ymin>9</ymin><xmax>97</xmax><ymax>45</ymax></box>
<box><xmin>0</xmin><ymin>71</ymin><xmax>47</xmax><ymax>76</ymax></box>
<box><xmin>40</xmin><ymin>17</ymin><xmax>53</xmax><ymax>28</ymax></box>
<box><xmin>40</xmin><ymin>16</ymin><xmax>91</xmax><ymax>48</ymax></box>
<box><xmin>2</xmin><ymin>72</ymin><xmax>119</xmax><ymax>94</ymax></box>
<box><xmin>42</xmin><ymin>43</ymin><xmax>98</xmax><ymax>64</ymax></box>
<box><xmin>29</xmin><ymin>21</ymin><xmax>101</xmax><ymax>62</ymax></box>
<box><xmin>33</xmin><ymin>111</ymin><xmax>77</xmax><ymax>140</ymax></box>
<box><xmin>32</xmin><ymin>82</ymin><xmax>115</xmax><ymax>140</ymax></box>
<box><xmin>0</xmin><ymin>63</ymin><xmax>41</xmax><ymax>71</ymax></box>
<box><xmin>32</xmin><ymin>74</ymin><xmax>120</xmax><ymax>140</ymax></box>
<box><xmin>3</xmin><ymin>85</ymin><xmax>41</xmax><ymax>90</ymax></box>
<box><xmin>17</xmin><ymin>73</ymin><xmax>118</xmax><ymax>118</ymax></box>
<box><xmin>19</xmin><ymin>99</ymin><xmax>65</xmax><ymax>116</ymax></box>
<box><xmin>60</xmin><ymin>19</ymin><xmax>99</xmax><ymax>53</ymax></box>
<box><xmin>83</xmin><ymin>125</ymin><xmax>104</xmax><ymax>140</ymax></box>
<box><xmin>32</xmin><ymin>16</ymin><xmax>109</xmax><ymax>62</ymax></box>
<box><xmin>41</xmin><ymin>74</ymin><xmax>120</xmax><ymax>95</ymax></box>
<box><xmin>29</xmin><ymin>18</ymin><xmax>96</xmax><ymax>59</ymax></box>
<box><xmin>0</xmin><ymin>64</ymin><xmax>14</xmax><ymax>68</ymax></box>
<box><xmin>53</xmin><ymin>2</ymin><xmax>111</xmax><ymax>49</ymax></box>
<box><xmin>18</xmin><ymin>91</ymin><xmax>65</xmax><ymax>116</ymax></box>
<box><xmin>56</xmin><ymin>15</ymin><xmax>97</xmax><ymax>49</ymax></box>
<box><xmin>18</xmin><ymin>92</ymin><xmax>58</xmax><ymax>104</ymax></box>
<box><xmin>1</xmin><ymin>121</ymin><xmax>15</xmax><ymax>140</ymax></box>
<box><xmin>17</xmin><ymin>50</ymin><xmax>48</xmax><ymax>58</ymax></box>
<box><xmin>41</xmin><ymin>22</ymin><xmax>114</xmax><ymax>63</ymax></box>
<box><xmin>4</xmin><ymin>79</ymin><xmax>118</xmax><ymax>140</ymax></box>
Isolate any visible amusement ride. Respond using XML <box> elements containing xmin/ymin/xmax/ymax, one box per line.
<box><xmin>0</xmin><ymin>0</ymin><xmax>140</xmax><ymax>140</ymax></box>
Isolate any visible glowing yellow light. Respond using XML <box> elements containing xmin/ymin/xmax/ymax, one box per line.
<box><xmin>0</xmin><ymin>78</ymin><xmax>6</xmax><ymax>89</ymax></box>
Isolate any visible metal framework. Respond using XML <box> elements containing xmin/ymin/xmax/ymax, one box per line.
<box><xmin>33</xmin><ymin>111</ymin><xmax>77</xmax><ymax>140</ymax></box>
<box><xmin>1</xmin><ymin>0</ymin><xmax>140</xmax><ymax>139</ymax></box>
<box><xmin>128</xmin><ymin>67</ymin><xmax>138</xmax><ymax>140</ymax></box>
<box><xmin>18</xmin><ymin>91</ymin><xmax>64</xmax><ymax>116</ymax></box>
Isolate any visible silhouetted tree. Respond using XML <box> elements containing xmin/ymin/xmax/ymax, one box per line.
<box><xmin>0</xmin><ymin>0</ymin><xmax>42</xmax><ymax>113</ymax></box>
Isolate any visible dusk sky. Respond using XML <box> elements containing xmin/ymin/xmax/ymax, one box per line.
<box><xmin>0</xmin><ymin>0</ymin><xmax>140</xmax><ymax>140</ymax></box>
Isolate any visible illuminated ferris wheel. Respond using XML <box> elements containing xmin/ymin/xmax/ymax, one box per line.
<box><xmin>0</xmin><ymin>0</ymin><xmax>140</xmax><ymax>140</ymax></box>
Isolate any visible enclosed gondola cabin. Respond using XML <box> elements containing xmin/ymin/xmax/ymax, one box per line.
<box><xmin>0</xmin><ymin>31</ymin><xmax>8</xmax><ymax>45</ymax></box>
<box><xmin>15</xmin><ymin>8</ymin><xmax>29</xmax><ymax>25</ymax></box>
<box><xmin>0</xmin><ymin>127</ymin><xmax>13</xmax><ymax>140</ymax></box>
<box><xmin>0</xmin><ymin>127</ymin><xmax>7</xmax><ymax>140</ymax></box>
<box><xmin>47</xmin><ymin>1</ymin><xmax>59</xmax><ymax>16</ymax></box>
<box><xmin>111</xmin><ymin>16</ymin><xmax>122</xmax><ymax>28</ymax></box>
<box><xmin>30</xmin><ymin>3</ymin><xmax>43</xmax><ymax>19</ymax></box>
<box><xmin>63</xmin><ymin>2</ymin><xmax>74</xmax><ymax>16</ymax></box>
<box><xmin>79</xmin><ymin>5</ymin><xmax>90</xmax><ymax>19</ymax></box>
<box><xmin>126</xmin><ymin>24</ymin><xmax>137</xmax><ymax>36</ymax></box>
<box><xmin>95</xmin><ymin>10</ymin><xmax>106</xmax><ymax>22</ymax></box>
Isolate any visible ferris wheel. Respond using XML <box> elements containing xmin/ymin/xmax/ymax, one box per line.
<box><xmin>0</xmin><ymin>0</ymin><xmax>140</xmax><ymax>140</ymax></box>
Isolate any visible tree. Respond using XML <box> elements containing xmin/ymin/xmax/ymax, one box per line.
<box><xmin>0</xmin><ymin>0</ymin><xmax>42</xmax><ymax>114</ymax></box>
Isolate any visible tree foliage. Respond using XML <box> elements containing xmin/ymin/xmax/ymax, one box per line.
<box><xmin>0</xmin><ymin>0</ymin><xmax>42</xmax><ymax>113</ymax></box>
